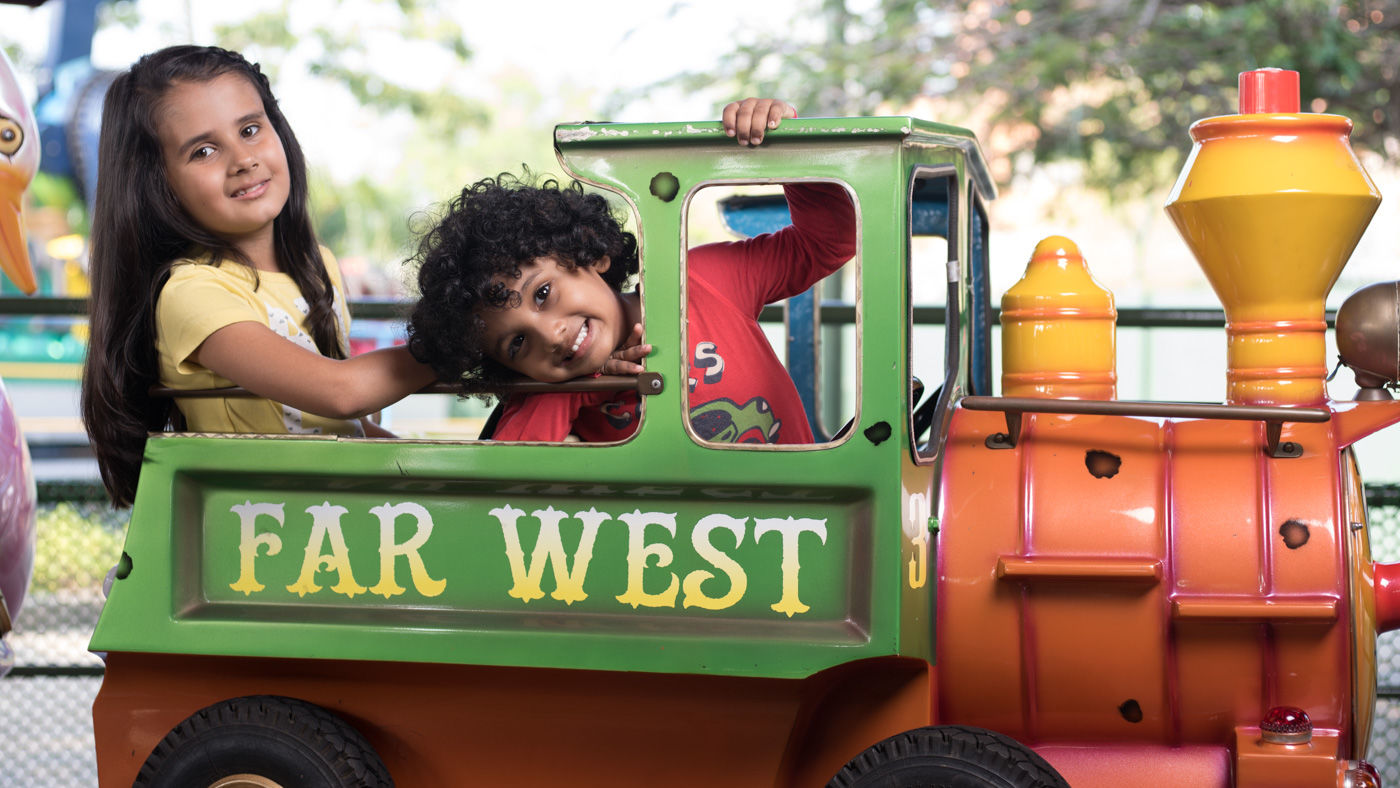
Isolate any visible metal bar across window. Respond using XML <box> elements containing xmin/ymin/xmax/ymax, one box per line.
<box><xmin>0</xmin><ymin>296</ymin><xmax>1338</xmax><ymax>330</ymax></box>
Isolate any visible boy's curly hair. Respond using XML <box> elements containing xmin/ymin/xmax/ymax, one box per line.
<box><xmin>406</xmin><ymin>172</ymin><xmax>640</xmax><ymax>391</ymax></box>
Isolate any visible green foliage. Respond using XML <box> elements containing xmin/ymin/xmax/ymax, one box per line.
<box><xmin>27</xmin><ymin>172</ymin><xmax>89</xmax><ymax>236</ymax></box>
<box><xmin>213</xmin><ymin>0</ymin><xmax>486</xmax><ymax>129</ymax></box>
<box><xmin>99</xmin><ymin>0</ymin><xmax>143</xmax><ymax>31</ymax></box>
<box><xmin>32</xmin><ymin>503</ymin><xmax>126</xmax><ymax>593</ymax></box>
<box><xmin>215</xmin><ymin>10</ymin><xmax>299</xmax><ymax>57</ymax></box>
<box><xmin>310</xmin><ymin>172</ymin><xmax>416</xmax><ymax>266</ymax></box>
<box><xmin>666</xmin><ymin>0</ymin><xmax>1400</xmax><ymax>194</ymax></box>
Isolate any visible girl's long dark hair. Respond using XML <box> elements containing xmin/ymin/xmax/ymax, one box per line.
<box><xmin>81</xmin><ymin>45</ymin><xmax>342</xmax><ymax>507</ymax></box>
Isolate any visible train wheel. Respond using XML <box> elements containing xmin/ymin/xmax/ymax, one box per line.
<box><xmin>133</xmin><ymin>695</ymin><xmax>392</xmax><ymax>788</ymax></box>
<box><xmin>828</xmin><ymin>725</ymin><xmax>1068</xmax><ymax>788</ymax></box>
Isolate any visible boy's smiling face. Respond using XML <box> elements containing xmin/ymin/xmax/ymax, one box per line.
<box><xmin>479</xmin><ymin>255</ymin><xmax>627</xmax><ymax>382</ymax></box>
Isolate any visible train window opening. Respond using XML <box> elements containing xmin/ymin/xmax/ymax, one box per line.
<box><xmin>909</xmin><ymin>169</ymin><xmax>958</xmax><ymax>460</ymax></box>
<box><xmin>968</xmin><ymin>190</ymin><xmax>992</xmax><ymax>396</ymax></box>
<box><xmin>684</xmin><ymin>180</ymin><xmax>859</xmax><ymax>448</ymax></box>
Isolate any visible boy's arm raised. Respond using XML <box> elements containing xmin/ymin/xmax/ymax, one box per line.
<box><xmin>193</xmin><ymin>321</ymin><xmax>437</xmax><ymax>421</ymax></box>
<box><xmin>714</xmin><ymin>98</ymin><xmax>857</xmax><ymax>303</ymax></box>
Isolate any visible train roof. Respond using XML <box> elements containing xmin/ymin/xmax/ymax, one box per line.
<box><xmin>554</xmin><ymin>115</ymin><xmax>998</xmax><ymax>200</ymax></box>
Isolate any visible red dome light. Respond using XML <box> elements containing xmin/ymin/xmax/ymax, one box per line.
<box><xmin>1260</xmin><ymin>706</ymin><xmax>1312</xmax><ymax>744</ymax></box>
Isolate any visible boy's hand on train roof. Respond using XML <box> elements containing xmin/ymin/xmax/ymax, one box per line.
<box><xmin>723</xmin><ymin>98</ymin><xmax>797</xmax><ymax>147</ymax></box>
<box><xmin>601</xmin><ymin>323</ymin><xmax>651</xmax><ymax>375</ymax></box>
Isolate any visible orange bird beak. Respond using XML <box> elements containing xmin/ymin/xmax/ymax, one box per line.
<box><xmin>0</xmin><ymin>48</ymin><xmax>40</xmax><ymax>296</ymax></box>
<box><xmin>0</xmin><ymin>172</ymin><xmax>37</xmax><ymax>295</ymax></box>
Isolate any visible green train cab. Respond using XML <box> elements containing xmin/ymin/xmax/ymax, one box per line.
<box><xmin>91</xmin><ymin>115</ymin><xmax>999</xmax><ymax>788</ymax></box>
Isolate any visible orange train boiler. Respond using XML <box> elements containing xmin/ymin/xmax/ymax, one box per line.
<box><xmin>933</xmin><ymin>68</ymin><xmax>1399</xmax><ymax>787</ymax></box>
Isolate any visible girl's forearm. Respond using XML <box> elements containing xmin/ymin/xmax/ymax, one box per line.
<box><xmin>335</xmin><ymin>345</ymin><xmax>439</xmax><ymax>417</ymax></box>
<box><xmin>193</xmin><ymin>321</ymin><xmax>437</xmax><ymax>420</ymax></box>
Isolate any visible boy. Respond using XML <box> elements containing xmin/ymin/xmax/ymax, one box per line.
<box><xmin>407</xmin><ymin>98</ymin><xmax>856</xmax><ymax>443</ymax></box>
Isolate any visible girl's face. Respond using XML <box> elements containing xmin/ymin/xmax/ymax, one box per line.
<box><xmin>479</xmin><ymin>255</ymin><xmax>627</xmax><ymax>383</ymax></box>
<box><xmin>156</xmin><ymin>73</ymin><xmax>290</xmax><ymax>257</ymax></box>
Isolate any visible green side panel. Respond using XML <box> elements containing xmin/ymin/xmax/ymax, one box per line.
<box><xmin>93</xmin><ymin>434</ymin><xmax>899</xmax><ymax>678</ymax></box>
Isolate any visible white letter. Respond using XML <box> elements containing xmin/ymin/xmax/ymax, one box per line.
<box><xmin>229</xmin><ymin>501</ymin><xmax>284</xmax><ymax>596</ymax></box>
<box><xmin>682</xmin><ymin>513</ymin><xmax>748</xmax><ymax>610</ymax></box>
<box><xmin>615</xmin><ymin>510</ymin><xmax>679</xmax><ymax>609</ymax></box>
<box><xmin>754</xmin><ymin>517</ymin><xmax>827</xmax><ymax>617</ymax></box>
<box><xmin>493</xmin><ymin>505</ymin><xmax>605</xmax><ymax>604</ymax></box>
<box><xmin>369</xmin><ymin>502</ymin><xmax>446</xmax><ymax>598</ymax></box>
<box><xmin>287</xmin><ymin>502</ymin><xmax>368</xmax><ymax>598</ymax></box>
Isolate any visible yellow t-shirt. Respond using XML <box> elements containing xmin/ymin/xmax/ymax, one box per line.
<box><xmin>154</xmin><ymin>249</ymin><xmax>365</xmax><ymax>436</ymax></box>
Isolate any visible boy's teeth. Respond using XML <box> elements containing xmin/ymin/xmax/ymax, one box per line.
<box><xmin>570</xmin><ymin>321</ymin><xmax>588</xmax><ymax>354</ymax></box>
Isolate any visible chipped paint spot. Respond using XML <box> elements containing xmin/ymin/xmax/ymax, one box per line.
<box><xmin>1085</xmin><ymin>450</ymin><xmax>1121</xmax><ymax>479</ymax></box>
<box><xmin>555</xmin><ymin>126</ymin><xmax>633</xmax><ymax>143</ymax></box>
<box><xmin>863</xmin><ymin>422</ymin><xmax>892</xmax><ymax>445</ymax></box>
<box><xmin>1280</xmin><ymin>519</ymin><xmax>1311</xmax><ymax>549</ymax></box>
<box><xmin>1119</xmin><ymin>699</ymin><xmax>1143</xmax><ymax>723</ymax></box>
<box><xmin>555</xmin><ymin>127</ymin><xmax>596</xmax><ymax>143</ymax></box>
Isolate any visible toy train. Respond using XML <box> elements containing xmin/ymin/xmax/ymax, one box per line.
<box><xmin>90</xmin><ymin>68</ymin><xmax>1395</xmax><ymax>787</ymax></box>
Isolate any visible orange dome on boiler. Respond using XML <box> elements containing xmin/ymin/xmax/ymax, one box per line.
<box><xmin>1000</xmin><ymin>236</ymin><xmax>1116</xmax><ymax>400</ymax></box>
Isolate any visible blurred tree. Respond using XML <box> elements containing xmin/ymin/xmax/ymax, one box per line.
<box><xmin>210</xmin><ymin>0</ymin><xmax>490</xmax><ymax>267</ymax></box>
<box><xmin>309</xmin><ymin>172</ymin><xmax>415</xmax><ymax>282</ymax></box>
<box><xmin>3</xmin><ymin>0</ymin><xmax>498</xmax><ymax>271</ymax></box>
<box><xmin>4</xmin><ymin>0</ymin><xmax>609</xmax><ymax>280</ymax></box>
<box><xmin>212</xmin><ymin>0</ymin><xmax>486</xmax><ymax>133</ymax></box>
<box><xmin>662</xmin><ymin>0</ymin><xmax>1400</xmax><ymax>194</ymax></box>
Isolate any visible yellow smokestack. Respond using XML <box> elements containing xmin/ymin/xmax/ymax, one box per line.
<box><xmin>1165</xmin><ymin>68</ymin><xmax>1380</xmax><ymax>406</ymax></box>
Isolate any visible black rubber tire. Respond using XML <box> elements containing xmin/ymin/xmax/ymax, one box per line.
<box><xmin>133</xmin><ymin>695</ymin><xmax>393</xmax><ymax>788</ymax></box>
<box><xmin>828</xmin><ymin>725</ymin><xmax>1069</xmax><ymax>788</ymax></box>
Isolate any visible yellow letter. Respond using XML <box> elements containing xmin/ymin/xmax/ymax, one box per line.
<box><xmin>287</xmin><ymin>502</ymin><xmax>367</xmax><ymax>598</ymax></box>
<box><xmin>493</xmin><ymin>505</ymin><xmax>604</xmax><ymax>604</ymax></box>
<box><xmin>369</xmin><ymin>502</ymin><xmax>446</xmax><ymax>599</ymax></box>
<box><xmin>907</xmin><ymin>493</ymin><xmax>929</xmax><ymax>589</ymax></box>
<box><xmin>230</xmin><ymin>501</ymin><xmax>284</xmax><ymax>596</ymax></box>
<box><xmin>754</xmin><ymin>517</ymin><xmax>827</xmax><ymax>617</ymax></box>
<box><xmin>682</xmin><ymin>513</ymin><xmax>748</xmax><ymax>610</ymax></box>
<box><xmin>615</xmin><ymin>510</ymin><xmax>679</xmax><ymax>609</ymax></box>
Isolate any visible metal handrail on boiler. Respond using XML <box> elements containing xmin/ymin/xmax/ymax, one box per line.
<box><xmin>960</xmin><ymin>395</ymin><xmax>1331</xmax><ymax>459</ymax></box>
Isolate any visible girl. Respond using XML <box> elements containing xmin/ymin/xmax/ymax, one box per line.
<box><xmin>81</xmin><ymin>45</ymin><xmax>435</xmax><ymax>507</ymax></box>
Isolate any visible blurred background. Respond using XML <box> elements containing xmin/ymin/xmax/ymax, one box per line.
<box><xmin>2</xmin><ymin>0</ymin><xmax>1399</xmax><ymax>784</ymax></box>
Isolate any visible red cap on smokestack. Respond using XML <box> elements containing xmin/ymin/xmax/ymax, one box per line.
<box><xmin>1238</xmin><ymin>68</ymin><xmax>1300</xmax><ymax>114</ymax></box>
